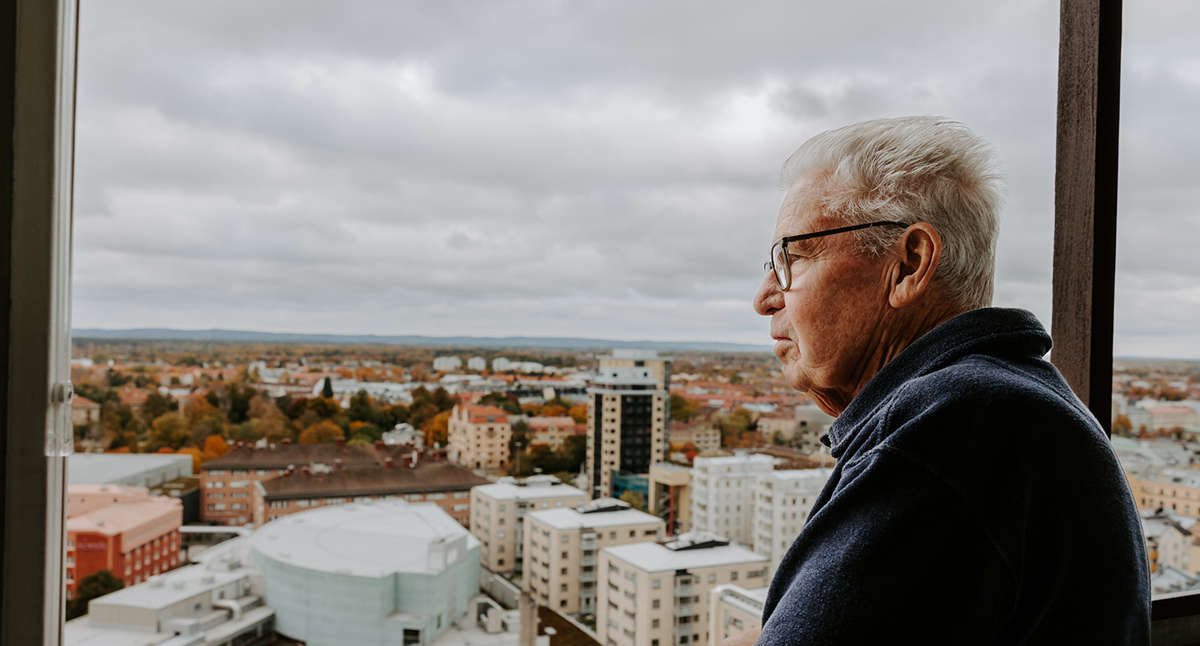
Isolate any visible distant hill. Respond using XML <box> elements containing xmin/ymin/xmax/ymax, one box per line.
<box><xmin>71</xmin><ymin>328</ymin><xmax>773</xmax><ymax>353</ymax></box>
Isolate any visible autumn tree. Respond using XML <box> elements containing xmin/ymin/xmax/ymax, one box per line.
<box><xmin>670</xmin><ymin>394</ymin><xmax>700</xmax><ymax>422</ymax></box>
<box><xmin>567</xmin><ymin>404</ymin><xmax>588</xmax><ymax>424</ymax></box>
<box><xmin>299</xmin><ymin>419</ymin><xmax>344</xmax><ymax>445</ymax></box>
<box><xmin>423</xmin><ymin>410</ymin><xmax>451</xmax><ymax>447</ymax></box>
<box><xmin>148</xmin><ymin>413</ymin><xmax>190</xmax><ymax>451</ymax></box>
<box><xmin>203</xmin><ymin>434</ymin><xmax>230</xmax><ymax>457</ymax></box>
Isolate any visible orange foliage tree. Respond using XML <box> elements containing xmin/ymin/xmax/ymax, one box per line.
<box><xmin>203</xmin><ymin>434</ymin><xmax>230</xmax><ymax>457</ymax></box>
<box><xmin>177</xmin><ymin>447</ymin><xmax>202</xmax><ymax>471</ymax></box>
<box><xmin>422</xmin><ymin>410</ymin><xmax>451</xmax><ymax>447</ymax></box>
<box><xmin>299</xmin><ymin>419</ymin><xmax>344</xmax><ymax>445</ymax></box>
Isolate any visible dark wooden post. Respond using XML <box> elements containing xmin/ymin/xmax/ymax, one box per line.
<box><xmin>1051</xmin><ymin>0</ymin><xmax>1122</xmax><ymax>436</ymax></box>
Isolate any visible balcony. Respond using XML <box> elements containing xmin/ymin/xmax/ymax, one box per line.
<box><xmin>580</xmin><ymin>571</ymin><xmax>596</xmax><ymax>583</ymax></box>
<box><xmin>673</xmin><ymin>603</ymin><xmax>693</xmax><ymax>617</ymax></box>
<box><xmin>674</xmin><ymin>583</ymin><xmax>694</xmax><ymax>596</ymax></box>
<box><xmin>581</xmin><ymin>555</ymin><xmax>596</xmax><ymax>566</ymax></box>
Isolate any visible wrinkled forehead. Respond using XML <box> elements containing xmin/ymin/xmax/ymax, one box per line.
<box><xmin>773</xmin><ymin>172</ymin><xmax>839</xmax><ymax>241</ymax></box>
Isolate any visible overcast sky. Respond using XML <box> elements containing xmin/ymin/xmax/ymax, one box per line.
<box><xmin>71</xmin><ymin>1</ymin><xmax>1200</xmax><ymax>357</ymax></box>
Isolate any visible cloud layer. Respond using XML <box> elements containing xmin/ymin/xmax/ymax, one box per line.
<box><xmin>72</xmin><ymin>0</ymin><xmax>1200</xmax><ymax>355</ymax></box>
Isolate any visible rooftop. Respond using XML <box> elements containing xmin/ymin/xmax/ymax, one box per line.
<box><xmin>528</xmin><ymin>506</ymin><xmax>663</xmax><ymax>531</ymax></box>
<box><xmin>251</xmin><ymin>500</ymin><xmax>479</xmax><ymax>578</ymax></box>
<box><xmin>66</xmin><ymin>496</ymin><xmax>182</xmax><ymax>536</ymax></box>
<box><xmin>68</xmin><ymin>453</ymin><xmax>193</xmax><ymax>485</ymax></box>
<box><xmin>258</xmin><ymin>461</ymin><xmax>488</xmax><ymax>499</ymax></box>
<box><xmin>90</xmin><ymin>561</ymin><xmax>250</xmax><ymax>611</ymax></box>
<box><xmin>474</xmin><ymin>481</ymin><xmax>588</xmax><ymax>501</ymax></box>
<box><xmin>759</xmin><ymin>468</ymin><xmax>833</xmax><ymax>483</ymax></box>
<box><xmin>201</xmin><ymin>442</ymin><xmax>411</xmax><ymax>470</ymax></box>
<box><xmin>603</xmin><ymin>540</ymin><xmax>767</xmax><ymax>573</ymax></box>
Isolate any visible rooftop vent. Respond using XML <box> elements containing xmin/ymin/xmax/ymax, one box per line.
<box><xmin>578</xmin><ymin>498</ymin><xmax>631</xmax><ymax>514</ymax></box>
<box><xmin>663</xmin><ymin>531</ymin><xmax>730</xmax><ymax>552</ymax></box>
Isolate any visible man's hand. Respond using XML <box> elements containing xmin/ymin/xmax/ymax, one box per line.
<box><xmin>720</xmin><ymin>627</ymin><xmax>761</xmax><ymax>646</ymax></box>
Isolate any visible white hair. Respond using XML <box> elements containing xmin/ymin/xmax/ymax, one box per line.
<box><xmin>779</xmin><ymin>116</ymin><xmax>1004</xmax><ymax>310</ymax></box>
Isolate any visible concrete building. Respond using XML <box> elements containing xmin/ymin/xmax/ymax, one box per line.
<box><xmin>1142</xmin><ymin>508</ymin><xmax>1200</xmax><ymax>574</ymax></box>
<box><xmin>470</xmin><ymin>476</ymin><xmax>589</xmax><ymax>574</ymax></box>
<box><xmin>586</xmin><ymin>368</ymin><xmax>668</xmax><ymax>499</ymax></box>
<box><xmin>66</xmin><ymin>490</ymin><xmax>183</xmax><ymax>597</ymax></box>
<box><xmin>493</xmin><ymin>357</ymin><xmax>513</xmax><ymax>372</ymax></box>
<box><xmin>598</xmin><ymin>349</ymin><xmax>673</xmax><ymax>392</ymax></box>
<box><xmin>253</xmin><ymin>460</ymin><xmax>488</xmax><ymax>527</ymax></box>
<box><xmin>648</xmin><ymin>463</ymin><xmax>692</xmax><ymax>536</ymax></box>
<box><xmin>708</xmin><ymin>585</ymin><xmax>768</xmax><ymax>645</ymax></box>
<box><xmin>792</xmin><ymin>405</ymin><xmax>835</xmax><ymax>452</ymax></box>
<box><xmin>251</xmin><ymin>500</ymin><xmax>480</xmax><ymax>646</ymax></box>
<box><xmin>200</xmin><ymin>439</ymin><xmax>413</xmax><ymax>525</ymax></box>
<box><xmin>598</xmin><ymin>532</ymin><xmax>769</xmax><ymax>646</ymax></box>
<box><xmin>69</xmin><ymin>453</ymin><xmax>194</xmax><ymax>488</ymax></box>
<box><xmin>690</xmin><ymin>453</ymin><xmax>776</xmax><ymax>547</ymax></box>
<box><xmin>528</xmin><ymin>416</ymin><xmax>579</xmax><ymax>451</ymax></box>
<box><xmin>468</xmin><ymin>356</ymin><xmax>488</xmax><ymax>371</ymax></box>
<box><xmin>524</xmin><ymin>498</ymin><xmax>665</xmax><ymax>616</ymax></box>
<box><xmin>67</xmin><ymin>483</ymin><xmax>149</xmax><ymax>518</ymax></box>
<box><xmin>448</xmin><ymin>404</ymin><xmax>514</xmax><ymax>470</ymax></box>
<box><xmin>668</xmin><ymin>424</ymin><xmax>721</xmax><ymax>453</ymax></box>
<box><xmin>1128</xmin><ymin>466</ymin><xmax>1200</xmax><ymax>520</ymax></box>
<box><xmin>72</xmin><ymin>394</ymin><xmax>101</xmax><ymax>427</ymax></box>
<box><xmin>65</xmin><ymin>547</ymin><xmax>274</xmax><ymax>646</ymax></box>
<box><xmin>752</xmin><ymin>469</ymin><xmax>832</xmax><ymax>577</ymax></box>
<box><xmin>434</xmin><ymin>356</ymin><xmax>464</xmax><ymax>372</ymax></box>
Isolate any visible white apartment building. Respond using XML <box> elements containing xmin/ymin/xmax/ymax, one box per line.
<box><xmin>470</xmin><ymin>476</ymin><xmax>589</xmax><ymax>574</ymax></box>
<box><xmin>752</xmin><ymin>469</ymin><xmax>832</xmax><ymax>577</ymax></box>
<box><xmin>448</xmin><ymin>403</ymin><xmax>514</xmax><ymax>470</ymax></box>
<box><xmin>493</xmin><ymin>357</ymin><xmax>513</xmax><ymax>372</ymax></box>
<box><xmin>468</xmin><ymin>356</ymin><xmax>487</xmax><ymax>371</ymax></box>
<box><xmin>598</xmin><ymin>349</ymin><xmax>673</xmax><ymax>391</ymax></box>
<box><xmin>433</xmin><ymin>356</ymin><xmax>463</xmax><ymax>372</ymax></box>
<box><xmin>708</xmin><ymin>585</ymin><xmax>768</xmax><ymax>645</ymax></box>
<box><xmin>690</xmin><ymin>453</ymin><xmax>776</xmax><ymax>547</ymax></box>
<box><xmin>587</xmin><ymin>368</ymin><xmax>668</xmax><ymax>499</ymax></box>
<box><xmin>598</xmin><ymin>532</ymin><xmax>769</xmax><ymax>646</ymax></box>
<box><xmin>524</xmin><ymin>498</ymin><xmax>665</xmax><ymax>615</ymax></box>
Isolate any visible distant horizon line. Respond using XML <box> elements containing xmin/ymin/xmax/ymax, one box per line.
<box><xmin>70</xmin><ymin>327</ymin><xmax>775</xmax><ymax>353</ymax></box>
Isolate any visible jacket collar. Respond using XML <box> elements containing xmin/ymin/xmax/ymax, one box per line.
<box><xmin>821</xmin><ymin>307</ymin><xmax>1051</xmax><ymax>456</ymax></box>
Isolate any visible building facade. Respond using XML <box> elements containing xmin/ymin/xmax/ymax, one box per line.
<box><xmin>690</xmin><ymin>453</ymin><xmax>776</xmax><ymax>547</ymax></box>
<box><xmin>598</xmin><ymin>533</ymin><xmax>769</xmax><ymax>646</ymax></box>
<box><xmin>470</xmin><ymin>476</ymin><xmax>589</xmax><ymax>574</ymax></box>
<box><xmin>586</xmin><ymin>368</ymin><xmax>668</xmax><ymax>499</ymax></box>
<box><xmin>448</xmin><ymin>404</ymin><xmax>514</xmax><ymax>470</ymax></box>
<box><xmin>65</xmin><ymin>491</ymin><xmax>183</xmax><ymax>597</ymax></box>
<box><xmin>751</xmin><ymin>469</ymin><xmax>832</xmax><ymax>577</ymax></box>
<box><xmin>253</xmin><ymin>459</ymin><xmax>487</xmax><ymax>527</ymax></box>
<box><xmin>667</xmin><ymin>425</ymin><xmax>721</xmax><ymax>453</ymax></box>
<box><xmin>524</xmin><ymin>499</ymin><xmax>665</xmax><ymax>616</ymax></box>
<box><xmin>648</xmin><ymin>463</ymin><xmax>692</xmax><ymax>537</ymax></box>
<box><xmin>598</xmin><ymin>349</ymin><xmax>673</xmax><ymax>392</ymax></box>
<box><xmin>528</xmin><ymin>416</ymin><xmax>580</xmax><ymax>451</ymax></box>
<box><xmin>708</xmin><ymin>585</ymin><xmax>768</xmax><ymax>645</ymax></box>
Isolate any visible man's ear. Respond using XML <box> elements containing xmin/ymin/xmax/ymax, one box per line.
<box><xmin>888</xmin><ymin>223</ymin><xmax>942</xmax><ymax>309</ymax></box>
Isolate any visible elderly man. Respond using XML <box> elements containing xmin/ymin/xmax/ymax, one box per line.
<box><xmin>732</xmin><ymin>117</ymin><xmax>1149</xmax><ymax>644</ymax></box>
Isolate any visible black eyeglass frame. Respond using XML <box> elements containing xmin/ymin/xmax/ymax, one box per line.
<box><xmin>766</xmin><ymin>220</ymin><xmax>907</xmax><ymax>291</ymax></box>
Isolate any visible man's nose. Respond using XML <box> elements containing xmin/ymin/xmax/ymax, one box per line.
<box><xmin>753</xmin><ymin>270</ymin><xmax>782</xmax><ymax>316</ymax></box>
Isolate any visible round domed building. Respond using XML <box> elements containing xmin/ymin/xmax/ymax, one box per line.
<box><xmin>250</xmin><ymin>499</ymin><xmax>480</xmax><ymax>646</ymax></box>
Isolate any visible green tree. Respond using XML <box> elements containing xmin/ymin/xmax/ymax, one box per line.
<box><xmin>299</xmin><ymin>419</ymin><xmax>344</xmax><ymax>444</ymax></box>
<box><xmin>141</xmin><ymin>391</ymin><xmax>175</xmax><ymax>424</ymax></box>
<box><xmin>66</xmin><ymin>570</ymin><xmax>124</xmax><ymax>620</ymax></box>
<box><xmin>772</xmin><ymin>430</ymin><xmax>786</xmax><ymax>446</ymax></box>
<box><xmin>321</xmin><ymin>377</ymin><xmax>334</xmax><ymax>399</ymax></box>
<box><xmin>148</xmin><ymin>413</ymin><xmax>191</xmax><ymax>451</ymax></box>
<box><xmin>619</xmin><ymin>489</ymin><xmax>646</xmax><ymax>512</ymax></box>
<box><xmin>670</xmin><ymin>394</ymin><xmax>700</xmax><ymax>422</ymax></box>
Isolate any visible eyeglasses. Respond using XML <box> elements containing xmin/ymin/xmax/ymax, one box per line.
<box><xmin>766</xmin><ymin>220</ymin><xmax>906</xmax><ymax>291</ymax></box>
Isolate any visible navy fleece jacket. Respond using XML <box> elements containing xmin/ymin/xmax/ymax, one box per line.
<box><xmin>757</xmin><ymin>308</ymin><xmax>1150</xmax><ymax>645</ymax></box>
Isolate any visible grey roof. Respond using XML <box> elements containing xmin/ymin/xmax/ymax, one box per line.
<box><xmin>68</xmin><ymin>453</ymin><xmax>193</xmax><ymax>486</ymax></box>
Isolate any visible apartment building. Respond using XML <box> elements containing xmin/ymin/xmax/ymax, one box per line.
<box><xmin>252</xmin><ymin>459</ymin><xmax>487</xmax><ymax>527</ymax></box>
<box><xmin>470</xmin><ymin>476</ymin><xmax>589</xmax><ymax>574</ymax></box>
<box><xmin>598</xmin><ymin>532</ymin><xmax>769</xmax><ymax>646</ymax></box>
<box><xmin>752</xmin><ymin>469</ymin><xmax>832</xmax><ymax>577</ymax></box>
<box><xmin>648</xmin><ymin>463</ymin><xmax>692</xmax><ymax>536</ymax></box>
<box><xmin>528</xmin><ymin>416</ymin><xmax>579</xmax><ymax>451</ymax></box>
<box><xmin>599</xmin><ymin>349</ymin><xmax>673</xmax><ymax>391</ymax></box>
<box><xmin>200</xmin><ymin>438</ymin><xmax>411</xmax><ymax>525</ymax></box>
<box><xmin>524</xmin><ymin>498</ymin><xmax>665</xmax><ymax>615</ymax></box>
<box><xmin>708</xmin><ymin>585</ymin><xmax>768</xmax><ymax>645</ymax></box>
<box><xmin>587</xmin><ymin>368</ymin><xmax>668</xmax><ymax>499</ymax></box>
<box><xmin>1129</xmin><ymin>466</ymin><xmax>1200</xmax><ymax>520</ymax></box>
<box><xmin>690</xmin><ymin>453</ymin><xmax>776</xmax><ymax>547</ymax></box>
<box><xmin>448</xmin><ymin>403</ymin><xmax>514</xmax><ymax>470</ymax></box>
<box><xmin>65</xmin><ymin>490</ymin><xmax>183</xmax><ymax>597</ymax></box>
<box><xmin>668</xmin><ymin>424</ymin><xmax>721</xmax><ymax>453</ymax></box>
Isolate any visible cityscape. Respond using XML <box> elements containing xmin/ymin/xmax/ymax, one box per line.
<box><xmin>60</xmin><ymin>340</ymin><xmax>1200</xmax><ymax>646</ymax></box>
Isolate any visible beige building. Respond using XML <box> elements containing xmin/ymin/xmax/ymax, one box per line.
<box><xmin>587</xmin><ymin>368</ymin><xmax>668</xmax><ymax>499</ymax></box>
<box><xmin>448</xmin><ymin>403</ymin><xmax>514</xmax><ymax>470</ymax></box>
<box><xmin>649</xmin><ymin>463</ymin><xmax>692</xmax><ymax>536</ymax></box>
<box><xmin>752</xmin><ymin>469</ymin><xmax>832</xmax><ymax>577</ymax></box>
<box><xmin>524</xmin><ymin>498</ymin><xmax>665</xmax><ymax>616</ymax></box>
<box><xmin>528</xmin><ymin>416</ymin><xmax>579</xmax><ymax>451</ymax></box>
<box><xmin>598</xmin><ymin>532</ymin><xmax>769</xmax><ymax>646</ymax></box>
<box><xmin>599</xmin><ymin>349</ymin><xmax>673</xmax><ymax>391</ymax></box>
<box><xmin>470</xmin><ymin>476</ymin><xmax>589</xmax><ymax>574</ymax></box>
<box><xmin>1129</xmin><ymin>467</ymin><xmax>1200</xmax><ymax>520</ymax></box>
<box><xmin>708</xmin><ymin>585</ymin><xmax>768</xmax><ymax>645</ymax></box>
<box><xmin>668</xmin><ymin>425</ymin><xmax>721</xmax><ymax>453</ymax></box>
<box><xmin>691</xmin><ymin>452</ymin><xmax>776</xmax><ymax>547</ymax></box>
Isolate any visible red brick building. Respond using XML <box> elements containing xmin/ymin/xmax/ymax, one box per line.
<box><xmin>252</xmin><ymin>459</ymin><xmax>488</xmax><ymax>527</ymax></box>
<box><xmin>200</xmin><ymin>439</ymin><xmax>419</xmax><ymax>526</ymax></box>
<box><xmin>65</xmin><ymin>491</ymin><xmax>182</xmax><ymax>598</ymax></box>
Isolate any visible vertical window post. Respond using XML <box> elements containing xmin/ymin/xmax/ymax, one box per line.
<box><xmin>1051</xmin><ymin>0</ymin><xmax>1122</xmax><ymax>436</ymax></box>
